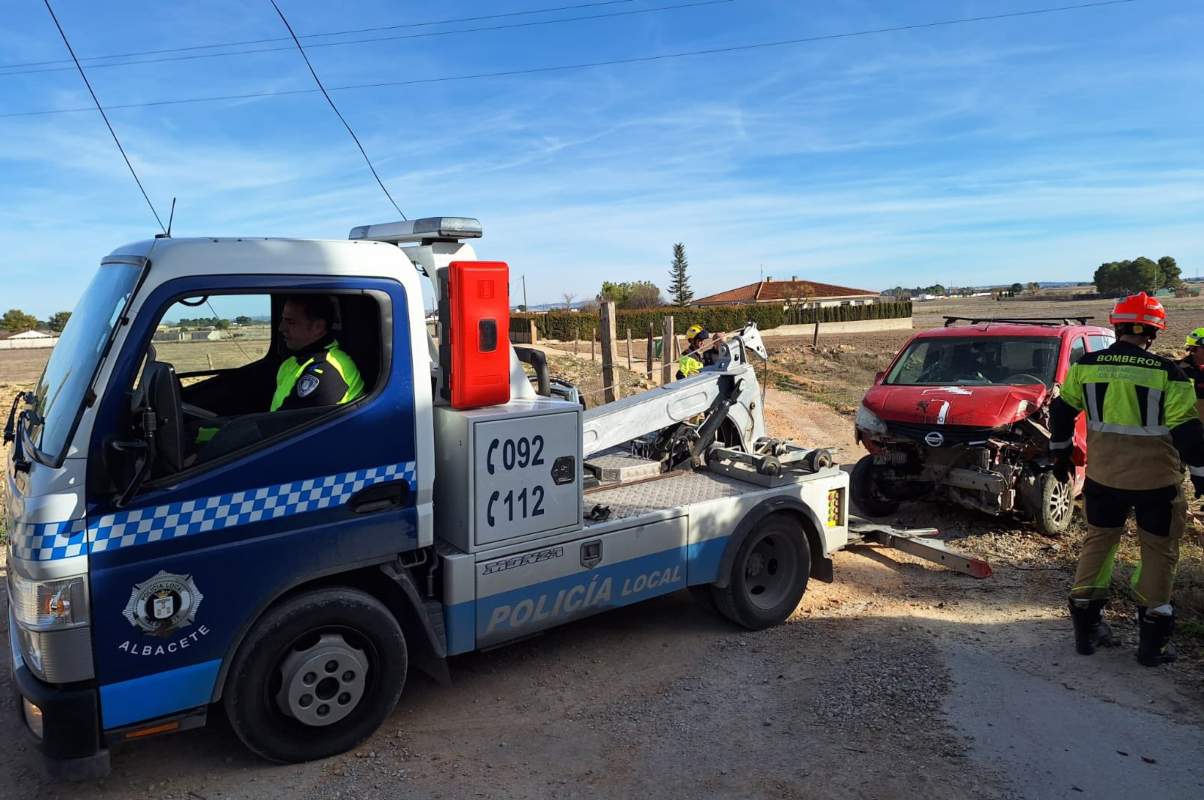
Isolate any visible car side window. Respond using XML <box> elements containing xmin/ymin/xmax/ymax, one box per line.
<box><xmin>1088</xmin><ymin>334</ymin><xmax>1113</xmax><ymax>351</ymax></box>
<box><xmin>1069</xmin><ymin>337</ymin><xmax>1087</xmax><ymax>364</ymax></box>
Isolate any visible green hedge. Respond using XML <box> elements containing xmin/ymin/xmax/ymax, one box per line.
<box><xmin>784</xmin><ymin>300</ymin><xmax>912</xmax><ymax>325</ymax></box>
<box><xmin>515</xmin><ymin>304</ymin><xmax>785</xmax><ymax>340</ymax></box>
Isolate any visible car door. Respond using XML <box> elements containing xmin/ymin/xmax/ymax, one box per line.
<box><xmin>1062</xmin><ymin>335</ymin><xmax>1089</xmax><ymax>469</ymax></box>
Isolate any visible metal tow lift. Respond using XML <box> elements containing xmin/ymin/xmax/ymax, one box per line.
<box><xmin>846</xmin><ymin>517</ymin><xmax>993</xmax><ymax>579</ymax></box>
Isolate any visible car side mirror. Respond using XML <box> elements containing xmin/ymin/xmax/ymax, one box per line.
<box><xmin>874</xmin><ymin>371</ymin><xmax>885</xmax><ymax>384</ymax></box>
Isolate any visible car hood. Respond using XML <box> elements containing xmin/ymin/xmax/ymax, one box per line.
<box><xmin>863</xmin><ymin>383</ymin><xmax>1048</xmax><ymax>428</ymax></box>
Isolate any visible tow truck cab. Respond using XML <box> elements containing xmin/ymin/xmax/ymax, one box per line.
<box><xmin>6</xmin><ymin>218</ymin><xmax>849</xmax><ymax>778</ymax></box>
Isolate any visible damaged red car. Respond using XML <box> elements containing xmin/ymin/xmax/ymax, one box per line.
<box><xmin>851</xmin><ymin>316</ymin><xmax>1114</xmax><ymax>535</ymax></box>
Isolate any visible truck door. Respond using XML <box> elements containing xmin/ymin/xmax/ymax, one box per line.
<box><xmin>83</xmin><ymin>275</ymin><xmax>420</xmax><ymax>732</ymax></box>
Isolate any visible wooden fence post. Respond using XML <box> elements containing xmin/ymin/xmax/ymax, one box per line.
<box><xmin>600</xmin><ymin>303</ymin><xmax>620</xmax><ymax>403</ymax></box>
<box><xmin>661</xmin><ymin>316</ymin><xmax>675</xmax><ymax>385</ymax></box>
<box><xmin>646</xmin><ymin>323</ymin><xmax>654</xmax><ymax>381</ymax></box>
<box><xmin>591</xmin><ymin>328</ymin><xmax>596</xmax><ymax>362</ymax></box>
<box><xmin>626</xmin><ymin>327</ymin><xmax>633</xmax><ymax>371</ymax></box>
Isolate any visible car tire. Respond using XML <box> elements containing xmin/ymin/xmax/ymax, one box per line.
<box><xmin>223</xmin><ymin>588</ymin><xmax>407</xmax><ymax>763</ymax></box>
<box><xmin>1032</xmin><ymin>471</ymin><xmax>1073</xmax><ymax>537</ymax></box>
<box><xmin>851</xmin><ymin>455</ymin><xmax>899</xmax><ymax>517</ymax></box>
<box><xmin>711</xmin><ymin>514</ymin><xmax>811</xmax><ymax>630</ymax></box>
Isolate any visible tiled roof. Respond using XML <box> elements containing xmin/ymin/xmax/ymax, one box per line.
<box><xmin>694</xmin><ymin>279</ymin><xmax>878</xmax><ymax>305</ymax></box>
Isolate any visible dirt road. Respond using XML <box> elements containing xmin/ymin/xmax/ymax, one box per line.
<box><xmin>2</xmin><ymin>360</ymin><xmax>1203</xmax><ymax>799</ymax></box>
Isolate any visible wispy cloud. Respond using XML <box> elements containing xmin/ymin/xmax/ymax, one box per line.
<box><xmin>1</xmin><ymin>0</ymin><xmax>1201</xmax><ymax>315</ymax></box>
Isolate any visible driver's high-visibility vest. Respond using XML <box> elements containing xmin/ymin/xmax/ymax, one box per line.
<box><xmin>270</xmin><ymin>339</ymin><xmax>364</xmax><ymax>412</ymax></box>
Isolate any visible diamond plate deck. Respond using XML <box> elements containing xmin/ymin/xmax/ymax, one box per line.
<box><xmin>585</xmin><ymin>471</ymin><xmax>752</xmax><ymax>521</ymax></box>
<box><xmin>585</xmin><ymin>450</ymin><xmax>662</xmax><ymax>482</ymax></box>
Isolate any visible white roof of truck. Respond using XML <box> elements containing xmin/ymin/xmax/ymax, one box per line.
<box><xmin>105</xmin><ymin>237</ymin><xmax>417</xmax><ymax>283</ymax></box>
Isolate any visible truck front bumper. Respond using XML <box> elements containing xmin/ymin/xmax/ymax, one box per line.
<box><xmin>11</xmin><ymin>640</ymin><xmax>109</xmax><ymax>780</ymax></box>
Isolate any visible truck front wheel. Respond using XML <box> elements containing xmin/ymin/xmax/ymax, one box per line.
<box><xmin>712</xmin><ymin>515</ymin><xmax>812</xmax><ymax>630</ymax></box>
<box><xmin>223</xmin><ymin>588</ymin><xmax>407</xmax><ymax>763</ymax></box>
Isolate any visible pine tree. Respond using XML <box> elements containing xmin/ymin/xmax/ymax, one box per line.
<box><xmin>668</xmin><ymin>243</ymin><xmax>693</xmax><ymax>306</ymax></box>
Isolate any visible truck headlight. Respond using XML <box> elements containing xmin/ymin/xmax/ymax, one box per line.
<box><xmin>855</xmin><ymin>404</ymin><xmax>888</xmax><ymax>436</ymax></box>
<box><xmin>9</xmin><ymin>572</ymin><xmax>89</xmax><ymax>631</ymax></box>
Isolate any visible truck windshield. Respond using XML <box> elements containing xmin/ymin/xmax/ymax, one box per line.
<box><xmin>27</xmin><ymin>260</ymin><xmax>144</xmax><ymax>462</ymax></box>
<box><xmin>885</xmin><ymin>336</ymin><xmax>1060</xmax><ymax>387</ymax></box>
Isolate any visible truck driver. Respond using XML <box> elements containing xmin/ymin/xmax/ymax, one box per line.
<box><xmin>271</xmin><ymin>295</ymin><xmax>365</xmax><ymax>412</ymax></box>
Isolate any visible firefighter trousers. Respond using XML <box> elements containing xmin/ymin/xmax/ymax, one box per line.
<box><xmin>1071</xmin><ymin>479</ymin><xmax>1185</xmax><ymax>607</ymax></box>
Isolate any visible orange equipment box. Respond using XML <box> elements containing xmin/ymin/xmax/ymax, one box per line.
<box><xmin>440</xmin><ymin>260</ymin><xmax>511</xmax><ymax>409</ymax></box>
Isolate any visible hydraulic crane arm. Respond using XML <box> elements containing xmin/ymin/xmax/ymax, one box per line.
<box><xmin>580</xmin><ymin>324</ymin><xmax>768</xmax><ymax>458</ymax></box>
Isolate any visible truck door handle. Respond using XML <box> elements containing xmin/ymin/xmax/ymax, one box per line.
<box><xmin>349</xmin><ymin>480</ymin><xmax>408</xmax><ymax>514</ymax></box>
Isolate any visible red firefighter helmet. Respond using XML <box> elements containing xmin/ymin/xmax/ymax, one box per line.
<box><xmin>1109</xmin><ymin>291</ymin><xmax>1167</xmax><ymax>330</ymax></box>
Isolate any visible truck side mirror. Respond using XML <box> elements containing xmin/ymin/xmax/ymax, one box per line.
<box><xmin>874</xmin><ymin>371</ymin><xmax>885</xmax><ymax>384</ymax></box>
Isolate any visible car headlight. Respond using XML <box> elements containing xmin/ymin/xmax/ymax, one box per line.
<box><xmin>8</xmin><ymin>572</ymin><xmax>89</xmax><ymax>631</ymax></box>
<box><xmin>855</xmin><ymin>404</ymin><xmax>888</xmax><ymax>436</ymax></box>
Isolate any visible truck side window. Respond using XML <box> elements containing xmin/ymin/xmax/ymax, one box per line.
<box><xmin>131</xmin><ymin>292</ymin><xmax>385</xmax><ymax>478</ymax></box>
<box><xmin>1069</xmin><ymin>337</ymin><xmax>1087</xmax><ymax>364</ymax></box>
<box><xmin>1088</xmin><ymin>334</ymin><xmax>1113</xmax><ymax>351</ymax></box>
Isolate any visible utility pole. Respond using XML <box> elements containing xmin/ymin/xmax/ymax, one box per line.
<box><xmin>522</xmin><ymin>275</ymin><xmax>528</xmax><ymax>310</ymax></box>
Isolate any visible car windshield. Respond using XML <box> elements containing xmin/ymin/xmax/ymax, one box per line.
<box><xmin>27</xmin><ymin>260</ymin><xmax>144</xmax><ymax>461</ymax></box>
<box><xmin>885</xmin><ymin>336</ymin><xmax>1060</xmax><ymax>387</ymax></box>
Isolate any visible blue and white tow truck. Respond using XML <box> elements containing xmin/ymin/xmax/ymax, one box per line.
<box><xmin>4</xmin><ymin>217</ymin><xmax>858</xmax><ymax>778</ymax></box>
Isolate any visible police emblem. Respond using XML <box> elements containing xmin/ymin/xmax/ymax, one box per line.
<box><xmin>297</xmin><ymin>373</ymin><xmax>320</xmax><ymax>398</ymax></box>
<box><xmin>123</xmin><ymin>571</ymin><xmax>204</xmax><ymax>637</ymax></box>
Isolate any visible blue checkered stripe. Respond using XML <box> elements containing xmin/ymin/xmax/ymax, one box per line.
<box><xmin>11</xmin><ymin>518</ymin><xmax>88</xmax><ymax>562</ymax></box>
<box><xmin>12</xmin><ymin>462</ymin><xmax>416</xmax><ymax>562</ymax></box>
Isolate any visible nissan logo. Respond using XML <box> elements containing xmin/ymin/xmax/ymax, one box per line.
<box><xmin>924</xmin><ymin>431</ymin><xmax>945</xmax><ymax>447</ymax></box>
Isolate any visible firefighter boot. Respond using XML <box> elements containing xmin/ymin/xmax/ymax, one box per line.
<box><xmin>1069</xmin><ymin>598</ymin><xmax>1113</xmax><ymax>655</ymax></box>
<box><xmin>1136</xmin><ymin>607</ymin><xmax>1176</xmax><ymax>666</ymax></box>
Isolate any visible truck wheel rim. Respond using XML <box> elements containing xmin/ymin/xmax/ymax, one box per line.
<box><xmin>743</xmin><ymin>533</ymin><xmax>797</xmax><ymax>611</ymax></box>
<box><xmin>276</xmin><ymin>632</ymin><xmax>370</xmax><ymax>727</ymax></box>
<box><xmin>1048</xmin><ymin>479</ymin><xmax>1071</xmax><ymax>525</ymax></box>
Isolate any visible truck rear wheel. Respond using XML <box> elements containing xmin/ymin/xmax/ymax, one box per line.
<box><xmin>851</xmin><ymin>455</ymin><xmax>899</xmax><ymax>517</ymax></box>
<box><xmin>712</xmin><ymin>515</ymin><xmax>811</xmax><ymax>630</ymax></box>
<box><xmin>223</xmin><ymin>588</ymin><xmax>407</xmax><ymax>763</ymax></box>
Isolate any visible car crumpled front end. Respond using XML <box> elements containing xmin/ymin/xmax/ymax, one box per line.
<box><xmin>853</xmin><ymin>385</ymin><xmax>1070</xmax><ymax>525</ymax></box>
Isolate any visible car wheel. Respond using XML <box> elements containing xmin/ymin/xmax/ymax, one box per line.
<box><xmin>223</xmin><ymin>588</ymin><xmax>407</xmax><ymax>763</ymax></box>
<box><xmin>851</xmin><ymin>455</ymin><xmax>899</xmax><ymax>517</ymax></box>
<box><xmin>1033</xmin><ymin>471</ymin><xmax>1073</xmax><ymax>536</ymax></box>
<box><xmin>711</xmin><ymin>515</ymin><xmax>811</xmax><ymax>630</ymax></box>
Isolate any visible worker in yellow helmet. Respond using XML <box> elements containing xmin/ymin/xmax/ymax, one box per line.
<box><xmin>1177</xmin><ymin>327</ymin><xmax>1204</xmax><ymax>417</ymax></box>
<box><xmin>676</xmin><ymin>324</ymin><xmax>726</xmax><ymax>380</ymax></box>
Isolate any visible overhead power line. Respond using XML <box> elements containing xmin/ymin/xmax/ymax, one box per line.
<box><xmin>3</xmin><ymin>0</ymin><xmax>1141</xmax><ymax>120</ymax></box>
<box><xmin>39</xmin><ymin>0</ymin><xmax>166</xmax><ymax>233</ymax></box>
<box><xmin>0</xmin><ymin>1</ymin><xmax>733</xmax><ymax>78</ymax></box>
<box><xmin>0</xmin><ymin>0</ymin><xmax>638</xmax><ymax>72</ymax></box>
<box><xmin>268</xmin><ymin>0</ymin><xmax>405</xmax><ymax>219</ymax></box>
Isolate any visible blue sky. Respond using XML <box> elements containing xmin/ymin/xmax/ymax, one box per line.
<box><xmin>1</xmin><ymin>0</ymin><xmax>1202</xmax><ymax>317</ymax></box>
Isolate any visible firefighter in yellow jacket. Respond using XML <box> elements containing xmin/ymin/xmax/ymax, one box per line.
<box><xmin>1049</xmin><ymin>292</ymin><xmax>1204</xmax><ymax>666</ymax></box>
